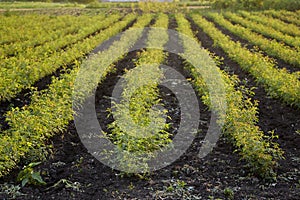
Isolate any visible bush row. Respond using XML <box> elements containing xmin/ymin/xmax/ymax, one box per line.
<box><xmin>206</xmin><ymin>12</ymin><xmax>300</xmax><ymax>67</ymax></box>
<box><xmin>0</xmin><ymin>14</ymin><xmax>125</xmax><ymax>102</ymax></box>
<box><xmin>106</xmin><ymin>14</ymin><xmax>170</xmax><ymax>173</ymax></box>
<box><xmin>263</xmin><ymin>9</ymin><xmax>300</xmax><ymax>26</ymax></box>
<box><xmin>0</xmin><ymin>14</ymin><xmax>153</xmax><ymax>178</ymax></box>
<box><xmin>238</xmin><ymin>10</ymin><xmax>300</xmax><ymax>37</ymax></box>
<box><xmin>192</xmin><ymin>13</ymin><xmax>300</xmax><ymax>108</ymax></box>
<box><xmin>176</xmin><ymin>13</ymin><xmax>283</xmax><ymax>178</ymax></box>
<box><xmin>223</xmin><ymin>12</ymin><xmax>300</xmax><ymax>48</ymax></box>
<box><xmin>210</xmin><ymin>0</ymin><xmax>300</xmax><ymax>11</ymax></box>
<box><xmin>0</xmin><ymin>14</ymin><xmax>107</xmax><ymax>58</ymax></box>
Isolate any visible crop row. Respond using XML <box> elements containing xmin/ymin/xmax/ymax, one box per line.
<box><xmin>176</xmin><ymin>13</ymin><xmax>283</xmax><ymax>178</ymax></box>
<box><xmin>0</xmin><ymin>14</ymin><xmax>108</xmax><ymax>58</ymax></box>
<box><xmin>72</xmin><ymin>14</ymin><xmax>153</xmax><ymax>104</ymax></box>
<box><xmin>1</xmin><ymin>14</ymin><xmax>120</xmax><ymax>64</ymax></box>
<box><xmin>0</xmin><ymin>15</ymin><xmax>89</xmax><ymax>45</ymax></box>
<box><xmin>263</xmin><ymin>10</ymin><xmax>300</xmax><ymax>26</ymax></box>
<box><xmin>106</xmin><ymin>13</ymin><xmax>170</xmax><ymax>172</ymax></box>
<box><xmin>238</xmin><ymin>11</ymin><xmax>300</xmax><ymax>37</ymax></box>
<box><xmin>0</xmin><ymin>14</ymin><xmax>154</xmax><ymax>178</ymax></box>
<box><xmin>0</xmin><ymin>14</ymin><xmax>128</xmax><ymax>102</ymax></box>
<box><xmin>265</xmin><ymin>10</ymin><xmax>300</xmax><ymax>19</ymax></box>
<box><xmin>277</xmin><ymin>10</ymin><xmax>300</xmax><ymax>19</ymax></box>
<box><xmin>206</xmin><ymin>13</ymin><xmax>300</xmax><ymax>68</ymax></box>
<box><xmin>0</xmin><ymin>15</ymin><xmax>55</xmax><ymax>44</ymax></box>
<box><xmin>223</xmin><ymin>12</ymin><xmax>300</xmax><ymax>48</ymax></box>
<box><xmin>191</xmin><ymin>14</ymin><xmax>300</xmax><ymax>108</ymax></box>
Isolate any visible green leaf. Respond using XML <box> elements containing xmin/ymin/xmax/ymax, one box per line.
<box><xmin>28</xmin><ymin>161</ymin><xmax>41</xmax><ymax>168</ymax></box>
<box><xmin>32</xmin><ymin>172</ymin><xmax>46</xmax><ymax>185</ymax></box>
<box><xmin>21</xmin><ymin>178</ymin><xmax>29</xmax><ymax>187</ymax></box>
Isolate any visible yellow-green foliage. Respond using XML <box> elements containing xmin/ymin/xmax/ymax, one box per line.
<box><xmin>206</xmin><ymin>12</ymin><xmax>300</xmax><ymax>67</ymax></box>
<box><xmin>263</xmin><ymin>10</ymin><xmax>300</xmax><ymax>26</ymax></box>
<box><xmin>0</xmin><ymin>14</ymin><xmax>125</xmax><ymax>102</ymax></box>
<box><xmin>0</xmin><ymin>68</ymin><xmax>77</xmax><ymax>177</ymax></box>
<box><xmin>223</xmin><ymin>12</ymin><xmax>300</xmax><ymax>48</ymax></box>
<box><xmin>238</xmin><ymin>11</ymin><xmax>300</xmax><ymax>37</ymax></box>
<box><xmin>192</xmin><ymin>13</ymin><xmax>300</xmax><ymax>108</ymax></box>
<box><xmin>0</xmin><ymin>14</ymin><xmax>154</xmax><ymax>178</ymax></box>
<box><xmin>106</xmin><ymin>14</ymin><xmax>170</xmax><ymax>173</ymax></box>
<box><xmin>0</xmin><ymin>14</ymin><xmax>106</xmax><ymax>57</ymax></box>
<box><xmin>137</xmin><ymin>1</ymin><xmax>178</xmax><ymax>13</ymax></box>
<box><xmin>177</xmin><ymin>13</ymin><xmax>283</xmax><ymax>178</ymax></box>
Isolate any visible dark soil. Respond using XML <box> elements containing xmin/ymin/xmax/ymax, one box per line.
<box><xmin>0</xmin><ymin>15</ymin><xmax>299</xmax><ymax>200</ymax></box>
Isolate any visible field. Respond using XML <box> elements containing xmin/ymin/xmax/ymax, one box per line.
<box><xmin>0</xmin><ymin>1</ymin><xmax>299</xmax><ymax>199</ymax></box>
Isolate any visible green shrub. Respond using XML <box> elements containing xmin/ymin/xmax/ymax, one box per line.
<box><xmin>211</xmin><ymin>0</ymin><xmax>300</xmax><ymax>11</ymax></box>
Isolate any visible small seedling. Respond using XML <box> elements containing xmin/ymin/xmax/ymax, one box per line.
<box><xmin>128</xmin><ymin>182</ymin><xmax>135</xmax><ymax>190</ymax></box>
<box><xmin>176</xmin><ymin>180</ymin><xmax>187</xmax><ymax>189</ymax></box>
<box><xmin>17</xmin><ymin>162</ymin><xmax>46</xmax><ymax>187</ymax></box>
<box><xmin>166</xmin><ymin>184</ymin><xmax>174</xmax><ymax>192</ymax></box>
<box><xmin>224</xmin><ymin>187</ymin><xmax>234</xmax><ymax>200</ymax></box>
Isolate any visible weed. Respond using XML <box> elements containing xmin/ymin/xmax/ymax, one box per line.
<box><xmin>0</xmin><ymin>183</ymin><xmax>24</xmax><ymax>199</ymax></box>
<box><xmin>46</xmin><ymin>179</ymin><xmax>82</xmax><ymax>192</ymax></box>
<box><xmin>17</xmin><ymin>162</ymin><xmax>46</xmax><ymax>187</ymax></box>
<box><xmin>128</xmin><ymin>182</ymin><xmax>135</xmax><ymax>190</ymax></box>
<box><xmin>224</xmin><ymin>187</ymin><xmax>234</xmax><ymax>200</ymax></box>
